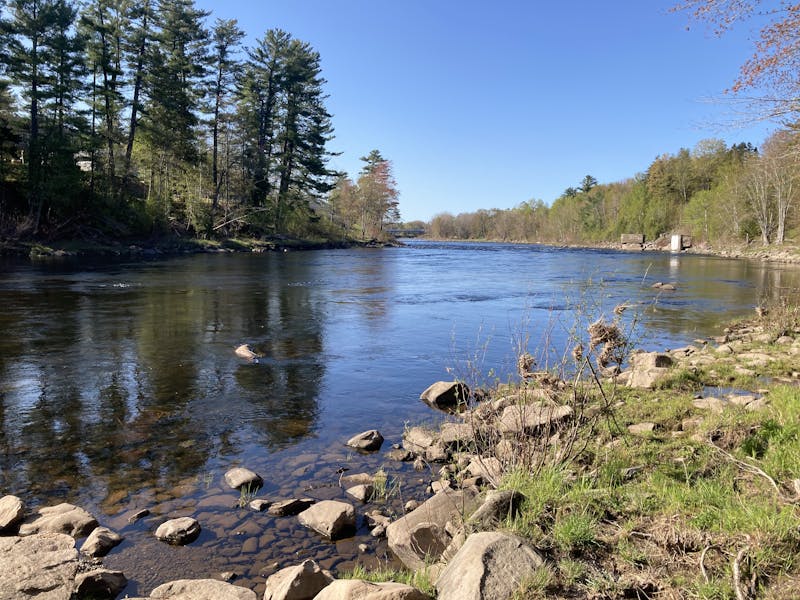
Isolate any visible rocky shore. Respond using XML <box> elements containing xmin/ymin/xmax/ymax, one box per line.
<box><xmin>3</xmin><ymin>304</ymin><xmax>799</xmax><ymax>599</ymax></box>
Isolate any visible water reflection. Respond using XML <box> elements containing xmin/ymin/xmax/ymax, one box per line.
<box><xmin>0</xmin><ymin>245</ymin><xmax>798</xmax><ymax>594</ymax></box>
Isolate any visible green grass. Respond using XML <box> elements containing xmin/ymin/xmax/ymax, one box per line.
<box><xmin>342</xmin><ymin>564</ymin><xmax>435</xmax><ymax>596</ymax></box>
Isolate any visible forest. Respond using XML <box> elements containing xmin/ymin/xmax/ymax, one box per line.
<box><xmin>427</xmin><ymin>135</ymin><xmax>798</xmax><ymax>248</ymax></box>
<box><xmin>0</xmin><ymin>0</ymin><xmax>399</xmax><ymax>243</ymax></box>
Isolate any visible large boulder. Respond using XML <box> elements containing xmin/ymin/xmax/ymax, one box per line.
<box><xmin>297</xmin><ymin>501</ymin><xmax>355</xmax><ymax>540</ymax></box>
<box><xmin>313</xmin><ymin>579</ymin><xmax>431</xmax><ymax>600</ymax></box>
<box><xmin>420</xmin><ymin>381</ymin><xmax>470</xmax><ymax>412</ymax></box>
<box><xmin>263</xmin><ymin>559</ymin><xmax>333</xmax><ymax>600</ymax></box>
<box><xmin>18</xmin><ymin>503</ymin><xmax>98</xmax><ymax>538</ymax></box>
<box><xmin>496</xmin><ymin>403</ymin><xmax>573</xmax><ymax>435</ymax></box>
<box><xmin>435</xmin><ymin>532</ymin><xmax>544</xmax><ymax>600</ymax></box>
<box><xmin>73</xmin><ymin>569</ymin><xmax>127</xmax><ymax>599</ymax></box>
<box><xmin>346</xmin><ymin>430</ymin><xmax>385</xmax><ymax>452</ymax></box>
<box><xmin>466</xmin><ymin>490</ymin><xmax>525</xmax><ymax>530</ymax></box>
<box><xmin>80</xmin><ymin>526</ymin><xmax>124</xmax><ymax>557</ymax></box>
<box><xmin>402</xmin><ymin>427</ymin><xmax>437</xmax><ymax>454</ymax></box>
<box><xmin>224</xmin><ymin>467</ymin><xmax>263</xmax><ymax>490</ymax></box>
<box><xmin>149</xmin><ymin>579</ymin><xmax>257</xmax><ymax>599</ymax></box>
<box><xmin>155</xmin><ymin>517</ymin><xmax>201</xmax><ymax>545</ymax></box>
<box><xmin>0</xmin><ymin>533</ymin><xmax>79</xmax><ymax>600</ymax></box>
<box><xmin>625</xmin><ymin>352</ymin><xmax>674</xmax><ymax>389</ymax></box>
<box><xmin>0</xmin><ymin>495</ymin><xmax>25</xmax><ymax>532</ymax></box>
<box><xmin>386</xmin><ymin>487</ymin><xmax>480</xmax><ymax>570</ymax></box>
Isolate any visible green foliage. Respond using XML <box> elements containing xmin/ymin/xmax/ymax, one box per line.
<box><xmin>342</xmin><ymin>564</ymin><xmax>435</xmax><ymax>597</ymax></box>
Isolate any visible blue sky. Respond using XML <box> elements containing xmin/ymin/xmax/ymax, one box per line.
<box><xmin>197</xmin><ymin>0</ymin><xmax>776</xmax><ymax>222</ymax></box>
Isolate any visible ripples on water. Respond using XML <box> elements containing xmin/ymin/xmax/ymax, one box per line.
<box><xmin>1</xmin><ymin>242</ymin><xmax>799</xmax><ymax>595</ymax></box>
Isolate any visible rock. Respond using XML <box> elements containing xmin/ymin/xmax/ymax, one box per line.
<box><xmin>263</xmin><ymin>559</ymin><xmax>333</xmax><ymax>600</ymax></box>
<box><xmin>424</xmin><ymin>443</ymin><xmax>450</xmax><ymax>463</ymax></box>
<box><xmin>73</xmin><ymin>569</ymin><xmax>127</xmax><ymax>599</ymax></box>
<box><xmin>250</xmin><ymin>499</ymin><xmax>271</xmax><ymax>512</ymax></box>
<box><xmin>340</xmin><ymin>473</ymin><xmax>374</xmax><ymax>487</ymax></box>
<box><xmin>297</xmin><ymin>501</ymin><xmax>355</xmax><ymax>540</ymax></box>
<box><xmin>465</xmin><ymin>456</ymin><xmax>504</xmax><ymax>486</ymax></box>
<box><xmin>628</xmin><ymin>422</ymin><xmax>656</xmax><ymax>435</ymax></box>
<box><xmin>439</xmin><ymin>422</ymin><xmax>476</xmax><ymax>447</ymax></box>
<box><xmin>419</xmin><ymin>381</ymin><xmax>470</xmax><ymax>412</ymax></box>
<box><xmin>346</xmin><ymin>430</ymin><xmax>385</xmax><ymax>452</ymax></box>
<box><xmin>496</xmin><ymin>403</ymin><xmax>573</xmax><ymax>435</ymax></box>
<box><xmin>155</xmin><ymin>517</ymin><xmax>201</xmax><ymax>545</ymax></box>
<box><xmin>404</xmin><ymin>500</ymin><xmax>420</xmax><ymax>513</ymax></box>
<box><xmin>128</xmin><ymin>509</ymin><xmax>150</xmax><ymax>523</ymax></box>
<box><xmin>716</xmin><ymin>344</ymin><xmax>734</xmax><ymax>355</ymax></box>
<box><xmin>385</xmin><ymin>448</ymin><xmax>413</xmax><ymax>462</ymax></box>
<box><xmin>346</xmin><ymin>484</ymin><xmax>374</xmax><ymax>503</ymax></box>
<box><xmin>402</xmin><ymin>427</ymin><xmax>438</xmax><ymax>454</ymax></box>
<box><xmin>0</xmin><ymin>533</ymin><xmax>78</xmax><ymax>600</ymax></box>
<box><xmin>358</xmin><ymin>543</ymin><xmax>369</xmax><ymax>553</ymax></box>
<box><xmin>313</xmin><ymin>579</ymin><xmax>431</xmax><ymax>600</ymax></box>
<box><xmin>268</xmin><ymin>499</ymin><xmax>314</xmax><ymax>517</ymax></box>
<box><xmin>18</xmin><ymin>503</ymin><xmax>98</xmax><ymax>538</ymax></box>
<box><xmin>435</xmin><ymin>532</ymin><xmax>544</xmax><ymax>600</ymax></box>
<box><xmin>430</xmin><ymin>480</ymin><xmax>451</xmax><ymax>494</ymax></box>
<box><xmin>224</xmin><ymin>467</ymin><xmax>263</xmax><ymax>490</ymax></box>
<box><xmin>80</xmin><ymin>526</ymin><xmax>124</xmax><ymax>557</ymax></box>
<box><xmin>234</xmin><ymin>344</ymin><xmax>259</xmax><ymax>361</ymax></box>
<box><xmin>149</xmin><ymin>579</ymin><xmax>257</xmax><ymax>599</ymax></box>
<box><xmin>0</xmin><ymin>495</ymin><xmax>25</xmax><ymax>532</ymax></box>
<box><xmin>467</xmin><ymin>490</ymin><xmax>525</xmax><ymax>529</ymax></box>
<box><xmin>693</xmin><ymin>397</ymin><xmax>725</xmax><ymax>414</ymax></box>
<box><xmin>386</xmin><ymin>487</ymin><xmax>480</xmax><ymax>570</ymax></box>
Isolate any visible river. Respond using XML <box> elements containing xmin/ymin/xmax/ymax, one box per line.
<box><xmin>1</xmin><ymin>241</ymin><xmax>798</xmax><ymax>595</ymax></box>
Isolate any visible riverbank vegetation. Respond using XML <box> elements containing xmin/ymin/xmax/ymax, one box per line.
<box><xmin>0</xmin><ymin>0</ymin><xmax>399</xmax><ymax>246</ymax></box>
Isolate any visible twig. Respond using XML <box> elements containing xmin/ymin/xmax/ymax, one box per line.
<box><xmin>699</xmin><ymin>544</ymin><xmax>720</xmax><ymax>584</ymax></box>
<box><xmin>707</xmin><ymin>437</ymin><xmax>785</xmax><ymax>499</ymax></box>
<box><xmin>732</xmin><ymin>546</ymin><xmax>749</xmax><ymax>600</ymax></box>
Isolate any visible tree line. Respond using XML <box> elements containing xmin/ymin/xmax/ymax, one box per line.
<box><xmin>0</xmin><ymin>0</ymin><xmax>399</xmax><ymax>242</ymax></box>
<box><xmin>428</xmin><ymin>132</ymin><xmax>799</xmax><ymax>247</ymax></box>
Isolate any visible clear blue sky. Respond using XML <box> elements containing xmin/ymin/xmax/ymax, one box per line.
<box><xmin>197</xmin><ymin>0</ymin><xmax>775</xmax><ymax>222</ymax></box>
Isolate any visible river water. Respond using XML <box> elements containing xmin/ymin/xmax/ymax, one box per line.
<box><xmin>1</xmin><ymin>241</ymin><xmax>798</xmax><ymax>595</ymax></box>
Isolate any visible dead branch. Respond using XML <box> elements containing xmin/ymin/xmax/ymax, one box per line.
<box><xmin>732</xmin><ymin>546</ymin><xmax>749</xmax><ymax>600</ymax></box>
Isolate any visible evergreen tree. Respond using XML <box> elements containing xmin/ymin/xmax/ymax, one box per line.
<box><xmin>208</xmin><ymin>18</ymin><xmax>244</xmax><ymax>215</ymax></box>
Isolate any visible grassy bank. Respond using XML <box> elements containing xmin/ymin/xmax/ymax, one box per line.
<box><xmin>354</xmin><ymin>296</ymin><xmax>800</xmax><ymax>599</ymax></box>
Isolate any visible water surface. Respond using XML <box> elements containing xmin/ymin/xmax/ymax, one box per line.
<box><xmin>1</xmin><ymin>242</ymin><xmax>798</xmax><ymax>595</ymax></box>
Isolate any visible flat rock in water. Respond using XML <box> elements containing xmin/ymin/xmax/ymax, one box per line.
<box><xmin>0</xmin><ymin>533</ymin><xmax>78</xmax><ymax>600</ymax></box>
<box><xmin>149</xmin><ymin>578</ymin><xmax>257</xmax><ymax>599</ymax></box>
<box><xmin>0</xmin><ymin>495</ymin><xmax>25</xmax><ymax>532</ymax></box>
<box><xmin>263</xmin><ymin>559</ymin><xmax>334</xmax><ymax>600</ymax></box>
<box><xmin>314</xmin><ymin>579</ymin><xmax>431</xmax><ymax>600</ymax></box>
<box><xmin>420</xmin><ymin>381</ymin><xmax>470</xmax><ymax>412</ymax></box>
<box><xmin>297</xmin><ymin>500</ymin><xmax>356</xmax><ymax>540</ymax></box>
<box><xmin>346</xmin><ymin>429</ymin><xmax>384</xmax><ymax>451</ymax></box>
<box><xmin>436</xmin><ymin>531</ymin><xmax>544</xmax><ymax>600</ymax></box>
<box><xmin>155</xmin><ymin>517</ymin><xmax>200</xmax><ymax>545</ymax></box>
<box><xmin>224</xmin><ymin>467</ymin><xmax>263</xmax><ymax>490</ymax></box>
<box><xmin>80</xmin><ymin>526</ymin><xmax>124</xmax><ymax>557</ymax></box>
<box><xmin>73</xmin><ymin>569</ymin><xmax>128</xmax><ymax>599</ymax></box>
<box><xmin>18</xmin><ymin>503</ymin><xmax>98</xmax><ymax>538</ymax></box>
<box><xmin>249</xmin><ymin>499</ymin><xmax>271</xmax><ymax>512</ymax></box>
<box><xmin>268</xmin><ymin>498</ymin><xmax>313</xmax><ymax>517</ymax></box>
<box><xmin>234</xmin><ymin>344</ymin><xmax>259</xmax><ymax>361</ymax></box>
